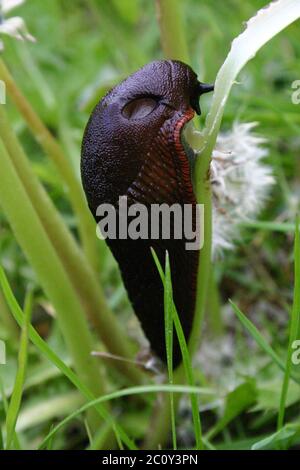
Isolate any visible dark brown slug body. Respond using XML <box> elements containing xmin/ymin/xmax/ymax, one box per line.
<box><xmin>81</xmin><ymin>60</ymin><xmax>212</xmax><ymax>366</ymax></box>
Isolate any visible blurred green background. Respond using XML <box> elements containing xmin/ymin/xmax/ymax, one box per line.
<box><xmin>0</xmin><ymin>0</ymin><xmax>300</xmax><ymax>450</ymax></box>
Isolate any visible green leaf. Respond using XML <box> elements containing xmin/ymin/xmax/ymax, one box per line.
<box><xmin>198</xmin><ymin>0</ymin><xmax>300</xmax><ymax>158</ymax></box>
<box><xmin>229</xmin><ymin>300</ymin><xmax>300</xmax><ymax>385</ymax></box>
<box><xmin>252</xmin><ymin>424</ymin><xmax>300</xmax><ymax>450</ymax></box>
<box><xmin>253</xmin><ymin>379</ymin><xmax>300</xmax><ymax>412</ymax></box>
<box><xmin>206</xmin><ymin>381</ymin><xmax>257</xmax><ymax>440</ymax></box>
<box><xmin>0</xmin><ymin>136</ymin><xmax>106</xmax><ymax>415</ymax></box>
<box><xmin>0</xmin><ymin>106</ymin><xmax>142</xmax><ymax>386</ymax></box>
<box><xmin>15</xmin><ymin>391</ymin><xmax>84</xmax><ymax>433</ymax></box>
<box><xmin>0</xmin><ymin>265</ymin><xmax>135</xmax><ymax>450</ymax></box>
<box><xmin>38</xmin><ymin>384</ymin><xmax>213</xmax><ymax>450</ymax></box>
<box><xmin>277</xmin><ymin>216</ymin><xmax>300</xmax><ymax>429</ymax></box>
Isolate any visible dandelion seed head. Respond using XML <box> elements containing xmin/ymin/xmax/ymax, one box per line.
<box><xmin>0</xmin><ymin>0</ymin><xmax>35</xmax><ymax>51</ymax></box>
<box><xmin>210</xmin><ymin>122</ymin><xmax>274</xmax><ymax>256</ymax></box>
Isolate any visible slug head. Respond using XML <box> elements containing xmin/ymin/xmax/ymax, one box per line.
<box><xmin>81</xmin><ymin>60</ymin><xmax>213</xmax><ymax>215</ymax></box>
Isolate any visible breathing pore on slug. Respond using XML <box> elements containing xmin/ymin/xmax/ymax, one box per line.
<box><xmin>81</xmin><ymin>60</ymin><xmax>213</xmax><ymax>366</ymax></box>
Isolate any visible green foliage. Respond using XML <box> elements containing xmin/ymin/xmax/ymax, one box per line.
<box><xmin>277</xmin><ymin>217</ymin><xmax>300</xmax><ymax>429</ymax></box>
<box><xmin>151</xmin><ymin>249</ymin><xmax>203</xmax><ymax>450</ymax></box>
<box><xmin>0</xmin><ymin>0</ymin><xmax>299</xmax><ymax>451</ymax></box>
<box><xmin>5</xmin><ymin>291</ymin><xmax>32</xmax><ymax>449</ymax></box>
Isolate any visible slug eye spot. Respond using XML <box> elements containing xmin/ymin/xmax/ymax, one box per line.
<box><xmin>122</xmin><ymin>97</ymin><xmax>158</xmax><ymax>120</ymax></box>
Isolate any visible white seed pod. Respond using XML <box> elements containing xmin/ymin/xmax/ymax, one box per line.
<box><xmin>210</xmin><ymin>122</ymin><xmax>274</xmax><ymax>256</ymax></box>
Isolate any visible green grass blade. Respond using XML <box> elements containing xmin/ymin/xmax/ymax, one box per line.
<box><xmin>156</xmin><ymin>0</ymin><xmax>190</xmax><ymax>63</ymax></box>
<box><xmin>38</xmin><ymin>384</ymin><xmax>212</xmax><ymax>449</ymax></box>
<box><xmin>252</xmin><ymin>423</ymin><xmax>300</xmax><ymax>450</ymax></box>
<box><xmin>0</xmin><ymin>58</ymin><xmax>99</xmax><ymax>273</ymax></box>
<box><xmin>240</xmin><ymin>220</ymin><xmax>295</xmax><ymax>233</ymax></box>
<box><xmin>0</xmin><ymin>265</ymin><xmax>135</xmax><ymax>450</ymax></box>
<box><xmin>0</xmin><ymin>136</ymin><xmax>106</xmax><ymax>422</ymax></box>
<box><xmin>277</xmin><ymin>216</ymin><xmax>300</xmax><ymax>430</ymax></box>
<box><xmin>164</xmin><ymin>251</ymin><xmax>176</xmax><ymax>450</ymax></box>
<box><xmin>229</xmin><ymin>300</ymin><xmax>300</xmax><ymax>385</ymax></box>
<box><xmin>151</xmin><ymin>249</ymin><xmax>204</xmax><ymax>450</ymax></box>
<box><xmin>0</xmin><ymin>378</ymin><xmax>20</xmax><ymax>449</ymax></box>
<box><xmin>206</xmin><ymin>381</ymin><xmax>257</xmax><ymax>441</ymax></box>
<box><xmin>150</xmin><ymin>248</ymin><xmax>164</xmax><ymax>280</ymax></box>
<box><xmin>0</xmin><ymin>378</ymin><xmax>7</xmax><ymax>450</ymax></box>
<box><xmin>172</xmin><ymin>307</ymin><xmax>203</xmax><ymax>450</ymax></box>
<box><xmin>0</xmin><ymin>105</ymin><xmax>144</xmax><ymax>389</ymax></box>
<box><xmin>5</xmin><ymin>290</ymin><xmax>32</xmax><ymax>449</ymax></box>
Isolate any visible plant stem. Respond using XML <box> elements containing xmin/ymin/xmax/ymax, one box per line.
<box><xmin>207</xmin><ymin>269</ymin><xmax>223</xmax><ymax>337</ymax></box>
<box><xmin>0</xmin><ymin>137</ymin><xmax>105</xmax><ymax>432</ymax></box>
<box><xmin>155</xmin><ymin>0</ymin><xmax>190</xmax><ymax>63</ymax></box>
<box><xmin>143</xmin><ymin>365</ymin><xmax>184</xmax><ymax>449</ymax></box>
<box><xmin>190</xmin><ymin>155</ymin><xmax>212</xmax><ymax>356</ymax></box>
<box><xmin>0</xmin><ymin>105</ymin><xmax>145</xmax><ymax>386</ymax></box>
<box><xmin>0</xmin><ymin>58</ymin><xmax>99</xmax><ymax>274</ymax></box>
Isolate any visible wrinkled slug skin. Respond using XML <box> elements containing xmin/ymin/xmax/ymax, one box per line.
<box><xmin>81</xmin><ymin>60</ymin><xmax>208</xmax><ymax>366</ymax></box>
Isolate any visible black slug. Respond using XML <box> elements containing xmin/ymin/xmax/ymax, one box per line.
<box><xmin>81</xmin><ymin>60</ymin><xmax>213</xmax><ymax>366</ymax></box>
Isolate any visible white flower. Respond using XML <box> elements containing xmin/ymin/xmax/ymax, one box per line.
<box><xmin>0</xmin><ymin>0</ymin><xmax>35</xmax><ymax>51</ymax></box>
<box><xmin>209</xmin><ymin>122</ymin><xmax>274</xmax><ymax>256</ymax></box>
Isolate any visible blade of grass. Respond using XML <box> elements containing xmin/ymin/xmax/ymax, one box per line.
<box><xmin>0</xmin><ymin>105</ymin><xmax>144</xmax><ymax>386</ymax></box>
<box><xmin>39</xmin><ymin>383</ymin><xmax>212</xmax><ymax>450</ymax></box>
<box><xmin>252</xmin><ymin>423</ymin><xmax>300</xmax><ymax>450</ymax></box>
<box><xmin>198</xmin><ymin>0</ymin><xmax>300</xmax><ymax>160</ymax></box>
<box><xmin>164</xmin><ymin>251</ymin><xmax>176</xmax><ymax>450</ymax></box>
<box><xmin>205</xmin><ymin>381</ymin><xmax>257</xmax><ymax>441</ymax></box>
<box><xmin>156</xmin><ymin>0</ymin><xmax>211</xmax><ymax>362</ymax></box>
<box><xmin>5</xmin><ymin>290</ymin><xmax>32</xmax><ymax>449</ymax></box>
<box><xmin>0</xmin><ymin>58</ymin><xmax>98</xmax><ymax>273</ymax></box>
<box><xmin>172</xmin><ymin>316</ymin><xmax>203</xmax><ymax>450</ymax></box>
<box><xmin>0</xmin><ymin>379</ymin><xmax>8</xmax><ymax>450</ymax></box>
<box><xmin>0</xmin><ymin>289</ymin><xmax>19</xmax><ymax>341</ymax></box>
<box><xmin>240</xmin><ymin>220</ymin><xmax>295</xmax><ymax>233</ymax></box>
<box><xmin>151</xmin><ymin>249</ymin><xmax>204</xmax><ymax>450</ymax></box>
<box><xmin>277</xmin><ymin>216</ymin><xmax>300</xmax><ymax>430</ymax></box>
<box><xmin>192</xmin><ymin>0</ymin><xmax>300</xmax><ymax>370</ymax></box>
<box><xmin>45</xmin><ymin>425</ymin><xmax>55</xmax><ymax>451</ymax></box>
<box><xmin>0</xmin><ymin>265</ymin><xmax>135</xmax><ymax>450</ymax></box>
<box><xmin>155</xmin><ymin>0</ymin><xmax>190</xmax><ymax>63</ymax></box>
<box><xmin>0</xmin><ymin>376</ymin><xmax>21</xmax><ymax>450</ymax></box>
<box><xmin>229</xmin><ymin>300</ymin><xmax>300</xmax><ymax>385</ymax></box>
<box><xmin>0</xmin><ymin>136</ymin><xmax>107</xmax><ymax>432</ymax></box>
